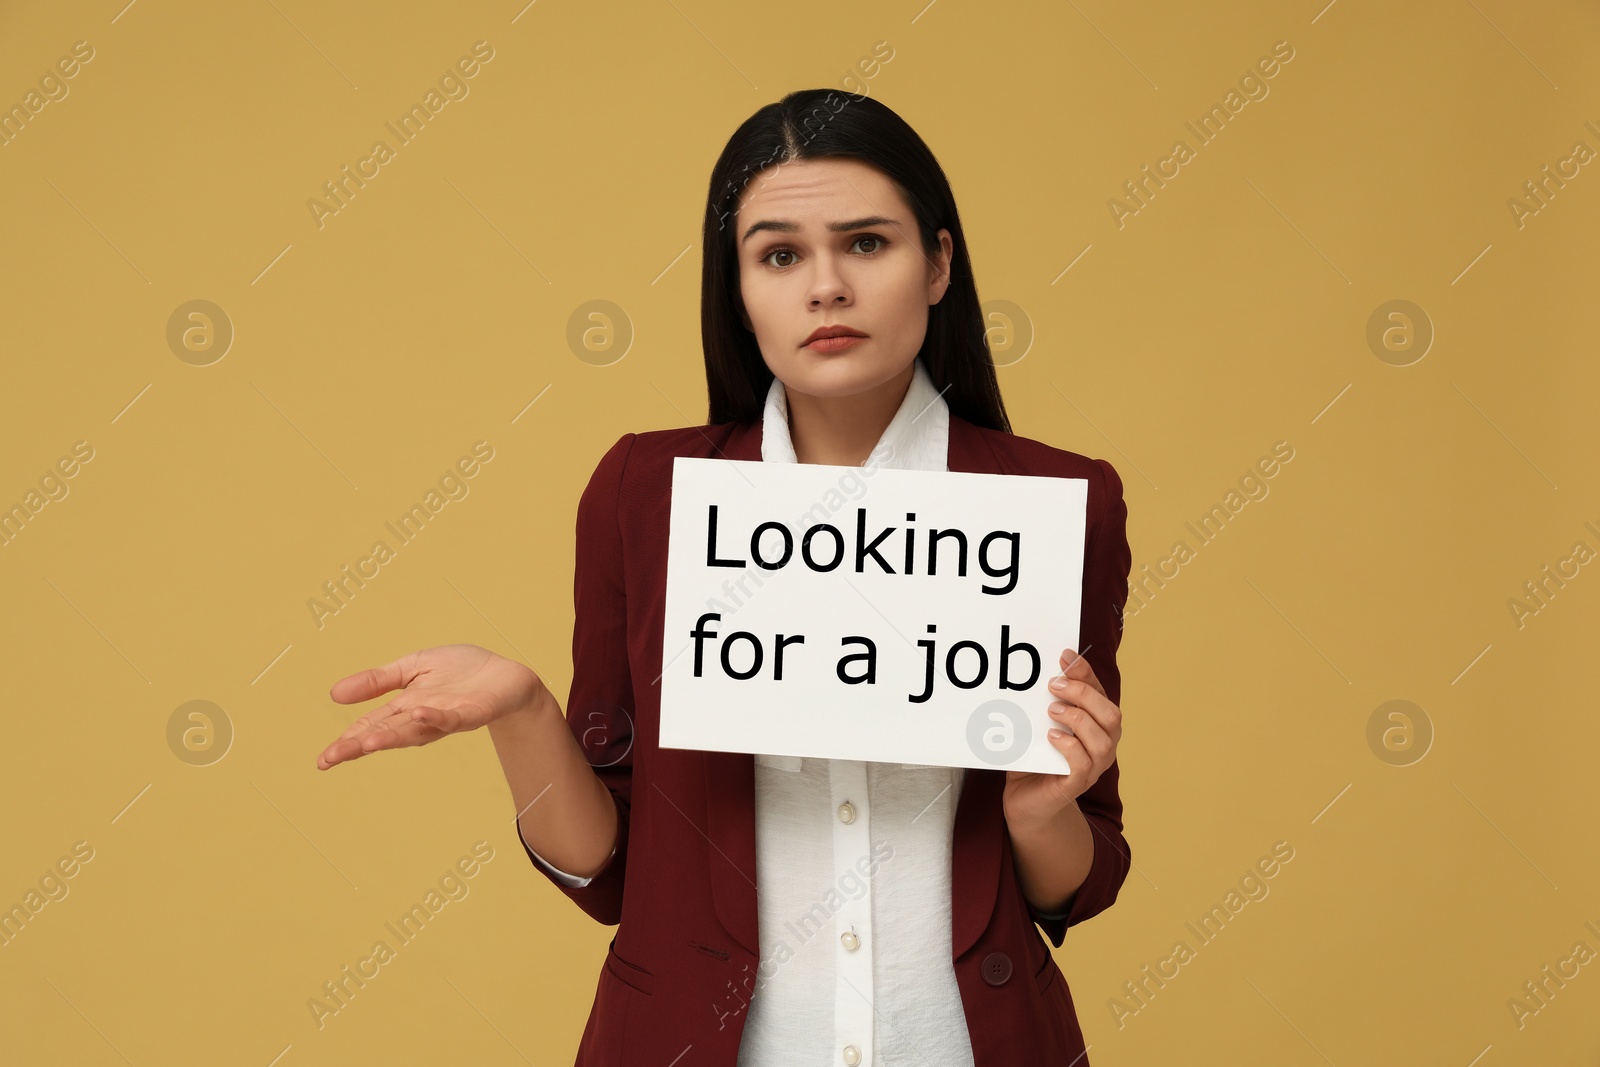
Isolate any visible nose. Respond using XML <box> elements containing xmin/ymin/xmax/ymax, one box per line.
<box><xmin>806</xmin><ymin>253</ymin><xmax>852</xmax><ymax>308</ymax></box>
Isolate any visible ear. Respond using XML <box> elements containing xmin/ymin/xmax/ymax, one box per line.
<box><xmin>927</xmin><ymin>228</ymin><xmax>953</xmax><ymax>305</ymax></box>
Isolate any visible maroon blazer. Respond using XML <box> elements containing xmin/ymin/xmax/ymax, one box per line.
<box><xmin>525</xmin><ymin>411</ymin><xmax>1133</xmax><ymax>1065</ymax></box>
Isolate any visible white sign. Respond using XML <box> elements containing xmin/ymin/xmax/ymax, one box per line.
<box><xmin>658</xmin><ymin>457</ymin><xmax>1088</xmax><ymax>774</ymax></box>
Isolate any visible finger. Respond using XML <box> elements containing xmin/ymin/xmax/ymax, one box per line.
<box><xmin>320</xmin><ymin>705</ymin><xmax>425</xmax><ymax>768</ymax></box>
<box><xmin>352</xmin><ymin>717</ymin><xmax>444</xmax><ymax>756</ymax></box>
<box><xmin>329</xmin><ymin>651</ymin><xmax>421</xmax><ymax>705</ymax></box>
<box><xmin>1048</xmin><ymin>697</ymin><xmax>1111</xmax><ymax>760</ymax></box>
<box><xmin>407</xmin><ymin>702</ymin><xmax>479</xmax><ymax>734</ymax></box>
<box><xmin>332</xmin><ymin>702</ymin><xmax>406</xmax><ymax>743</ymax></box>
<box><xmin>1058</xmin><ymin>646</ymin><xmax>1104</xmax><ymax>697</ymax></box>
<box><xmin>1048</xmin><ymin>676</ymin><xmax>1121</xmax><ymax>740</ymax></box>
<box><xmin>318</xmin><ymin>737</ymin><xmax>365</xmax><ymax>770</ymax></box>
<box><xmin>1047</xmin><ymin>725</ymin><xmax>1093</xmax><ymax>785</ymax></box>
<box><xmin>319</xmin><ymin>716</ymin><xmax>443</xmax><ymax>769</ymax></box>
<box><xmin>318</xmin><ymin>733</ymin><xmax>370</xmax><ymax>770</ymax></box>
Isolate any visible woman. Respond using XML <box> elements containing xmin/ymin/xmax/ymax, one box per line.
<box><xmin>317</xmin><ymin>89</ymin><xmax>1132</xmax><ymax>1065</ymax></box>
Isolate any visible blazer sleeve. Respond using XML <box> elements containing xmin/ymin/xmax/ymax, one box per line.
<box><xmin>516</xmin><ymin>432</ymin><xmax>637</xmax><ymax>926</ymax></box>
<box><xmin>1026</xmin><ymin>456</ymin><xmax>1134</xmax><ymax>948</ymax></box>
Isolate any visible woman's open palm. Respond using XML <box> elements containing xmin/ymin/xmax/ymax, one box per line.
<box><xmin>317</xmin><ymin>643</ymin><xmax>542</xmax><ymax>770</ymax></box>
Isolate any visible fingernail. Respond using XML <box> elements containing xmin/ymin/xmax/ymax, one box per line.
<box><xmin>1049</xmin><ymin>728</ymin><xmax>1065</xmax><ymax>739</ymax></box>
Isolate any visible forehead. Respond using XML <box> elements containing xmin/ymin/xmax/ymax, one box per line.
<box><xmin>734</xmin><ymin>157</ymin><xmax>906</xmax><ymax>227</ymax></box>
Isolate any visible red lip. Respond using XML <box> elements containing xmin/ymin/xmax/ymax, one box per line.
<box><xmin>802</xmin><ymin>324</ymin><xmax>868</xmax><ymax>346</ymax></box>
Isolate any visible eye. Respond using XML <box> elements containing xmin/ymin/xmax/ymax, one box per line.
<box><xmin>758</xmin><ymin>234</ymin><xmax>889</xmax><ymax>270</ymax></box>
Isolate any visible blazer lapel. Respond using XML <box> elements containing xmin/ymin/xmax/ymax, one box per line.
<box><xmin>699</xmin><ymin>412</ymin><xmax>1007</xmax><ymax>960</ymax></box>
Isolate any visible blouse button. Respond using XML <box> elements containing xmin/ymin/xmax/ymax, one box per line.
<box><xmin>840</xmin><ymin>930</ymin><xmax>860</xmax><ymax>951</ymax></box>
<box><xmin>842</xmin><ymin>1044</ymin><xmax>862</xmax><ymax>1066</ymax></box>
<box><xmin>837</xmin><ymin>801</ymin><xmax>856</xmax><ymax>824</ymax></box>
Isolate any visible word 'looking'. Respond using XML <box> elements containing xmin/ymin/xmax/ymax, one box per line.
<box><xmin>704</xmin><ymin>505</ymin><xmax>1021</xmax><ymax>595</ymax></box>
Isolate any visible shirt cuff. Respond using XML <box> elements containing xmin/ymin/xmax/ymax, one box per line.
<box><xmin>517</xmin><ymin>817</ymin><xmax>614</xmax><ymax>888</ymax></box>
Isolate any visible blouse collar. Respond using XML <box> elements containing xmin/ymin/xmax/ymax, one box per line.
<box><xmin>759</xmin><ymin>355</ymin><xmax>949</xmax><ymax>473</ymax></box>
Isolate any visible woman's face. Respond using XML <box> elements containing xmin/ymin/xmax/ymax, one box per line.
<box><xmin>733</xmin><ymin>156</ymin><xmax>952</xmax><ymax>404</ymax></box>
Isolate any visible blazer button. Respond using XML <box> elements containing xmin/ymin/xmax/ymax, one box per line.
<box><xmin>981</xmin><ymin>951</ymin><xmax>1013</xmax><ymax>986</ymax></box>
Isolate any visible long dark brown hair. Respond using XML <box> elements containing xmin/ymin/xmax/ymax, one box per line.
<box><xmin>699</xmin><ymin>89</ymin><xmax>1011</xmax><ymax>433</ymax></box>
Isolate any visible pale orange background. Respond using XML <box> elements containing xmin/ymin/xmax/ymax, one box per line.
<box><xmin>1</xmin><ymin>1</ymin><xmax>1596</xmax><ymax>1064</ymax></box>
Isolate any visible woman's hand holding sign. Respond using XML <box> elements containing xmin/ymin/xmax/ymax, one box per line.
<box><xmin>1003</xmin><ymin>645</ymin><xmax>1122</xmax><ymax>815</ymax></box>
<box><xmin>1002</xmin><ymin>646</ymin><xmax>1123</xmax><ymax>916</ymax></box>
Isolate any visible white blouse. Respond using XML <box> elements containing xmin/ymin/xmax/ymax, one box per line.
<box><xmin>531</xmin><ymin>358</ymin><xmax>1062</xmax><ymax>1065</ymax></box>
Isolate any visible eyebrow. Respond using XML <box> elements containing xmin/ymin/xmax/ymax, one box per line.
<box><xmin>739</xmin><ymin>215</ymin><xmax>900</xmax><ymax>245</ymax></box>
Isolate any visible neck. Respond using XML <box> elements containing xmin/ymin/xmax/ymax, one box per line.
<box><xmin>786</xmin><ymin>362</ymin><xmax>915</xmax><ymax>466</ymax></box>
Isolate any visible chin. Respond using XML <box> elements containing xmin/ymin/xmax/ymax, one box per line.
<box><xmin>780</xmin><ymin>348</ymin><xmax>910</xmax><ymax>399</ymax></box>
